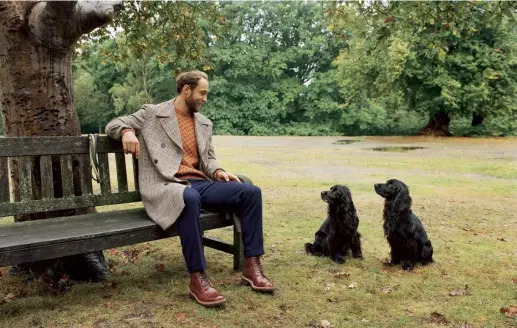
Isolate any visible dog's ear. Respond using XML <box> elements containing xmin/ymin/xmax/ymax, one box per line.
<box><xmin>342</xmin><ymin>187</ymin><xmax>358</xmax><ymax>218</ymax></box>
<box><xmin>393</xmin><ymin>182</ymin><xmax>412</xmax><ymax>212</ymax></box>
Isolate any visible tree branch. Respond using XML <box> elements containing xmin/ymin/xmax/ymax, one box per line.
<box><xmin>0</xmin><ymin>1</ymin><xmax>38</xmax><ymax>31</ymax></box>
<box><xmin>45</xmin><ymin>1</ymin><xmax>77</xmax><ymax>17</ymax></box>
<box><xmin>27</xmin><ymin>1</ymin><xmax>121</xmax><ymax>47</ymax></box>
<box><xmin>75</xmin><ymin>1</ymin><xmax>123</xmax><ymax>37</ymax></box>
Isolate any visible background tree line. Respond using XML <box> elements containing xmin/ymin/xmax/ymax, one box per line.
<box><xmin>65</xmin><ymin>1</ymin><xmax>517</xmax><ymax>137</ymax></box>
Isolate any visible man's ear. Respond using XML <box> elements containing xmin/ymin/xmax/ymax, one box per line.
<box><xmin>182</xmin><ymin>84</ymin><xmax>191</xmax><ymax>96</ymax></box>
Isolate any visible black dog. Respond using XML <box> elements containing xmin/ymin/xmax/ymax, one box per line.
<box><xmin>374</xmin><ymin>179</ymin><xmax>433</xmax><ymax>270</ymax></box>
<box><xmin>305</xmin><ymin>185</ymin><xmax>362</xmax><ymax>264</ymax></box>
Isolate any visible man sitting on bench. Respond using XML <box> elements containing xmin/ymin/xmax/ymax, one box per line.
<box><xmin>105</xmin><ymin>70</ymin><xmax>274</xmax><ymax>307</ymax></box>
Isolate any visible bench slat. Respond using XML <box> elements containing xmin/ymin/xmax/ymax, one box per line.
<box><xmin>98</xmin><ymin>153</ymin><xmax>111</xmax><ymax>194</ymax></box>
<box><xmin>40</xmin><ymin>156</ymin><xmax>54</xmax><ymax>199</ymax></box>
<box><xmin>0</xmin><ymin>192</ymin><xmax>142</xmax><ymax>217</ymax></box>
<box><xmin>0</xmin><ymin>157</ymin><xmax>9</xmax><ymax>202</ymax></box>
<box><xmin>115</xmin><ymin>153</ymin><xmax>128</xmax><ymax>192</ymax></box>
<box><xmin>0</xmin><ymin>136</ymin><xmax>123</xmax><ymax>157</ymax></box>
<box><xmin>19</xmin><ymin>157</ymin><xmax>32</xmax><ymax>201</ymax></box>
<box><xmin>80</xmin><ymin>154</ymin><xmax>93</xmax><ymax>195</ymax></box>
<box><xmin>0</xmin><ymin>209</ymin><xmax>229</xmax><ymax>266</ymax></box>
<box><xmin>60</xmin><ymin>155</ymin><xmax>74</xmax><ymax>197</ymax></box>
<box><xmin>132</xmin><ymin>155</ymin><xmax>139</xmax><ymax>190</ymax></box>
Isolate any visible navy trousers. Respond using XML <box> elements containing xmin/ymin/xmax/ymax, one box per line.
<box><xmin>176</xmin><ymin>179</ymin><xmax>264</xmax><ymax>273</ymax></box>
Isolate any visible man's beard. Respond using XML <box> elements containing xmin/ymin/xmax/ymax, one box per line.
<box><xmin>185</xmin><ymin>96</ymin><xmax>201</xmax><ymax>113</ymax></box>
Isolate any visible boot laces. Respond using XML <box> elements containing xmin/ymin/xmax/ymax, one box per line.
<box><xmin>199</xmin><ymin>272</ymin><xmax>214</xmax><ymax>288</ymax></box>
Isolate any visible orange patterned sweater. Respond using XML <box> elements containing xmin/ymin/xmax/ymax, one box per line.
<box><xmin>174</xmin><ymin>109</ymin><xmax>208</xmax><ymax>180</ymax></box>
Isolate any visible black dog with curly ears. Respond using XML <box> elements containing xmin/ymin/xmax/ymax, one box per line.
<box><xmin>305</xmin><ymin>185</ymin><xmax>363</xmax><ymax>264</ymax></box>
<box><xmin>374</xmin><ymin>179</ymin><xmax>433</xmax><ymax>270</ymax></box>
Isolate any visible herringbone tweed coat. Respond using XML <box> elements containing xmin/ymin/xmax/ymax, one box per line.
<box><xmin>105</xmin><ymin>99</ymin><xmax>222</xmax><ymax>230</ymax></box>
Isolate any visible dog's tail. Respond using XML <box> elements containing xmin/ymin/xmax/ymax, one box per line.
<box><xmin>421</xmin><ymin>241</ymin><xmax>434</xmax><ymax>265</ymax></box>
<box><xmin>304</xmin><ymin>243</ymin><xmax>313</xmax><ymax>254</ymax></box>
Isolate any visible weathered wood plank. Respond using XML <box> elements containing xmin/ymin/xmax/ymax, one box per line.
<box><xmin>40</xmin><ymin>156</ymin><xmax>54</xmax><ymax>200</ymax></box>
<box><xmin>0</xmin><ymin>136</ymin><xmax>123</xmax><ymax>157</ymax></box>
<box><xmin>0</xmin><ymin>192</ymin><xmax>142</xmax><ymax>217</ymax></box>
<box><xmin>232</xmin><ymin>213</ymin><xmax>244</xmax><ymax>271</ymax></box>
<box><xmin>60</xmin><ymin>155</ymin><xmax>74</xmax><ymax>197</ymax></box>
<box><xmin>0</xmin><ymin>157</ymin><xmax>9</xmax><ymax>203</ymax></box>
<box><xmin>79</xmin><ymin>154</ymin><xmax>93</xmax><ymax>195</ymax></box>
<box><xmin>115</xmin><ymin>153</ymin><xmax>128</xmax><ymax>193</ymax></box>
<box><xmin>0</xmin><ymin>209</ymin><xmax>229</xmax><ymax>266</ymax></box>
<box><xmin>132</xmin><ymin>155</ymin><xmax>139</xmax><ymax>191</ymax></box>
<box><xmin>202</xmin><ymin>237</ymin><xmax>234</xmax><ymax>254</ymax></box>
<box><xmin>98</xmin><ymin>153</ymin><xmax>111</xmax><ymax>194</ymax></box>
<box><xmin>19</xmin><ymin>157</ymin><xmax>32</xmax><ymax>201</ymax></box>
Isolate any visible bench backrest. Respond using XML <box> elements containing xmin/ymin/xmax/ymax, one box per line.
<box><xmin>0</xmin><ymin>136</ymin><xmax>141</xmax><ymax>217</ymax></box>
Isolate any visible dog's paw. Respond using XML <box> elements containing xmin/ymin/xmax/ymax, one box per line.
<box><xmin>304</xmin><ymin>243</ymin><xmax>314</xmax><ymax>254</ymax></box>
<box><xmin>332</xmin><ymin>255</ymin><xmax>345</xmax><ymax>264</ymax></box>
<box><xmin>401</xmin><ymin>261</ymin><xmax>414</xmax><ymax>271</ymax></box>
<box><xmin>352</xmin><ymin>253</ymin><xmax>363</xmax><ymax>260</ymax></box>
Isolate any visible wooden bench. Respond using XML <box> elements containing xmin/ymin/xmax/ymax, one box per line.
<box><xmin>0</xmin><ymin>135</ymin><xmax>245</xmax><ymax>273</ymax></box>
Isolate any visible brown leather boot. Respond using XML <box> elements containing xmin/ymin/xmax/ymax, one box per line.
<box><xmin>241</xmin><ymin>256</ymin><xmax>275</xmax><ymax>292</ymax></box>
<box><xmin>188</xmin><ymin>272</ymin><xmax>226</xmax><ymax>307</ymax></box>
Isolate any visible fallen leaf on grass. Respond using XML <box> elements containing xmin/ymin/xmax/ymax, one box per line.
<box><xmin>500</xmin><ymin>305</ymin><xmax>517</xmax><ymax>317</ymax></box>
<box><xmin>429</xmin><ymin>312</ymin><xmax>448</xmax><ymax>325</ymax></box>
<box><xmin>512</xmin><ymin>278</ymin><xmax>517</xmax><ymax>284</ymax></box>
<box><xmin>320</xmin><ymin>319</ymin><xmax>332</xmax><ymax>328</ymax></box>
<box><xmin>461</xmin><ymin>323</ymin><xmax>474</xmax><ymax>328</ymax></box>
<box><xmin>381</xmin><ymin>286</ymin><xmax>393</xmax><ymax>294</ymax></box>
<box><xmin>498</xmin><ymin>238</ymin><xmax>510</xmax><ymax>242</ymax></box>
<box><xmin>325</xmin><ymin>283</ymin><xmax>335</xmax><ymax>291</ymax></box>
<box><xmin>449</xmin><ymin>285</ymin><xmax>469</xmax><ymax>296</ymax></box>
<box><xmin>361</xmin><ymin>318</ymin><xmax>369</xmax><ymax>323</ymax></box>
<box><xmin>155</xmin><ymin>263</ymin><xmax>165</xmax><ymax>272</ymax></box>
<box><xmin>108</xmin><ymin>249</ymin><xmax>122</xmax><ymax>256</ymax></box>
<box><xmin>333</xmin><ymin>271</ymin><xmax>350</xmax><ymax>279</ymax></box>
<box><xmin>2</xmin><ymin>293</ymin><xmax>16</xmax><ymax>304</ymax></box>
<box><xmin>347</xmin><ymin>282</ymin><xmax>357</xmax><ymax>289</ymax></box>
<box><xmin>175</xmin><ymin>312</ymin><xmax>187</xmax><ymax>323</ymax></box>
<box><xmin>122</xmin><ymin>249</ymin><xmax>143</xmax><ymax>263</ymax></box>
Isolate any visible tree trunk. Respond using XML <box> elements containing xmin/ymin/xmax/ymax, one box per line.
<box><xmin>0</xmin><ymin>1</ymin><xmax>121</xmax><ymax>283</ymax></box>
<box><xmin>471</xmin><ymin>113</ymin><xmax>485</xmax><ymax>126</ymax></box>
<box><xmin>418</xmin><ymin>111</ymin><xmax>451</xmax><ymax>136</ymax></box>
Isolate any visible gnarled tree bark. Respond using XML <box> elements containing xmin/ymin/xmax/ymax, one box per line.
<box><xmin>0</xmin><ymin>1</ymin><xmax>122</xmax><ymax>282</ymax></box>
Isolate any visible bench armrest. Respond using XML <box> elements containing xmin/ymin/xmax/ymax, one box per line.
<box><xmin>236</xmin><ymin>174</ymin><xmax>253</xmax><ymax>185</ymax></box>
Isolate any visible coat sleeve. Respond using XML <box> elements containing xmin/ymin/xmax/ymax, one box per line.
<box><xmin>105</xmin><ymin>105</ymin><xmax>150</xmax><ymax>140</ymax></box>
<box><xmin>204</xmin><ymin>135</ymin><xmax>224</xmax><ymax>179</ymax></box>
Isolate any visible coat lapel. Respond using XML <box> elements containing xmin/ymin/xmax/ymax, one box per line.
<box><xmin>194</xmin><ymin>113</ymin><xmax>212</xmax><ymax>156</ymax></box>
<box><xmin>157</xmin><ymin>100</ymin><xmax>183</xmax><ymax>150</ymax></box>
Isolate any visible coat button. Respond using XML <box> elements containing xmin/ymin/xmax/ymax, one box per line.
<box><xmin>154</xmin><ymin>159</ymin><xmax>158</xmax><ymax>164</ymax></box>
<box><xmin>161</xmin><ymin>143</ymin><xmax>166</xmax><ymax>148</ymax></box>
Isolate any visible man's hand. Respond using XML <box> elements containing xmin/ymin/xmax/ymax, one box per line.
<box><xmin>214</xmin><ymin>170</ymin><xmax>241</xmax><ymax>182</ymax></box>
<box><xmin>122</xmin><ymin>130</ymin><xmax>140</xmax><ymax>158</ymax></box>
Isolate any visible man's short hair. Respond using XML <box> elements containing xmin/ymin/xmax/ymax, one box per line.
<box><xmin>176</xmin><ymin>70</ymin><xmax>208</xmax><ymax>94</ymax></box>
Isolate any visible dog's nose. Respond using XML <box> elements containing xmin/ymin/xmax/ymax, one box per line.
<box><xmin>321</xmin><ymin>191</ymin><xmax>327</xmax><ymax>196</ymax></box>
<box><xmin>374</xmin><ymin>184</ymin><xmax>379</xmax><ymax>188</ymax></box>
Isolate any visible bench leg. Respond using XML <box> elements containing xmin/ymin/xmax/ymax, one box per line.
<box><xmin>232</xmin><ymin>214</ymin><xmax>243</xmax><ymax>271</ymax></box>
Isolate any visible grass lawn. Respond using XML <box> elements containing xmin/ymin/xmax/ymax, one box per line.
<box><xmin>1</xmin><ymin>136</ymin><xmax>516</xmax><ymax>328</ymax></box>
